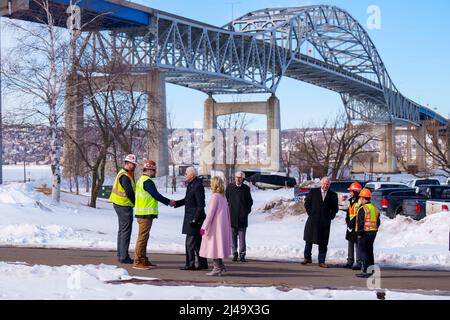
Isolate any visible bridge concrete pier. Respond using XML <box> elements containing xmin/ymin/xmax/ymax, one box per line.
<box><xmin>377</xmin><ymin>124</ymin><xmax>399</xmax><ymax>173</ymax></box>
<box><xmin>63</xmin><ymin>70</ymin><xmax>169</xmax><ymax>177</ymax></box>
<box><xmin>146</xmin><ymin>70</ymin><xmax>169</xmax><ymax>177</ymax></box>
<box><xmin>200</xmin><ymin>95</ymin><xmax>283</xmax><ymax>175</ymax></box>
<box><xmin>414</xmin><ymin>124</ymin><xmax>427</xmax><ymax>172</ymax></box>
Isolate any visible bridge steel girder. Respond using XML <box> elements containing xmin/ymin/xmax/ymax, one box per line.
<box><xmin>73</xmin><ymin>5</ymin><xmax>446</xmax><ymax>126</ymax></box>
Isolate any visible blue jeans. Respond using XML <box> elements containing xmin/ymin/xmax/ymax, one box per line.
<box><xmin>304</xmin><ymin>241</ymin><xmax>328</xmax><ymax>264</ymax></box>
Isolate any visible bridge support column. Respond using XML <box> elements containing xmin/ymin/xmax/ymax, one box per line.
<box><xmin>414</xmin><ymin>124</ymin><xmax>427</xmax><ymax>172</ymax></box>
<box><xmin>200</xmin><ymin>95</ymin><xmax>283</xmax><ymax>175</ymax></box>
<box><xmin>378</xmin><ymin>124</ymin><xmax>399</xmax><ymax>173</ymax></box>
<box><xmin>146</xmin><ymin>70</ymin><xmax>169</xmax><ymax>177</ymax></box>
<box><xmin>267</xmin><ymin>95</ymin><xmax>282</xmax><ymax>172</ymax></box>
<box><xmin>406</xmin><ymin>126</ymin><xmax>413</xmax><ymax>165</ymax></box>
<box><xmin>63</xmin><ymin>72</ymin><xmax>84</xmax><ymax>178</ymax></box>
<box><xmin>200</xmin><ymin>96</ymin><xmax>217</xmax><ymax>175</ymax></box>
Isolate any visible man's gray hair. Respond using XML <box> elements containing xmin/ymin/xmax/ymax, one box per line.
<box><xmin>321</xmin><ymin>176</ymin><xmax>331</xmax><ymax>183</ymax></box>
<box><xmin>235</xmin><ymin>171</ymin><xmax>245</xmax><ymax>178</ymax></box>
<box><xmin>186</xmin><ymin>167</ymin><xmax>198</xmax><ymax>176</ymax></box>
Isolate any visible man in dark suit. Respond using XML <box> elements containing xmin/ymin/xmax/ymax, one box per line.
<box><xmin>302</xmin><ymin>177</ymin><xmax>339</xmax><ymax>268</ymax></box>
<box><xmin>175</xmin><ymin>167</ymin><xmax>208</xmax><ymax>271</ymax></box>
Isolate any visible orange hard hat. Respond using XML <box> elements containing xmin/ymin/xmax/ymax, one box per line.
<box><xmin>348</xmin><ymin>182</ymin><xmax>362</xmax><ymax>193</ymax></box>
<box><xmin>143</xmin><ymin>160</ymin><xmax>157</xmax><ymax>171</ymax></box>
<box><xmin>359</xmin><ymin>188</ymin><xmax>372</xmax><ymax>199</ymax></box>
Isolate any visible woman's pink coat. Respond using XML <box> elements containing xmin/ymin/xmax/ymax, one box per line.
<box><xmin>199</xmin><ymin>193</ymin><xmax>232</xmax><ymax>259</ymax></box>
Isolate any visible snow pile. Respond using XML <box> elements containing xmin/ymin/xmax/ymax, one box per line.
<box><xmin>0</xmin><ymin>184</ymin><xmax>41</xmax><ymax>206</ymax></box>
<box><xmin>0</xmin><ymin>262</ymin><xmax>448</xmax><ymax>300</ymax></box>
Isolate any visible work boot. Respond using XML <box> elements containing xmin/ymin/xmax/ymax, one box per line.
<box><xmin>343</xmin><ymin>263</ymin><xmax>353</xmax><ymax>269</ymax></box>
<box><xmin>301</xmin><ymin>258</ymin><xmax>312</xmax><ymax>266</ymax></box>
<box><xmin>119</xmin><ymin>256</ymin><xmax>134</xmax><ymax>264</ymax></box>
<box><xmin>319</xmin><ymin>263</ymin><xmax>329</xmax><ymax>269</ymax></box>
<box><xmin>132</xmin><ymin>259</ymin><xmax>152</xmax><ymax>270</ymax></box>
<box><xmin>232</xmin><ymin>253</ymin><xmax>238</xmax><ymax>262</ymax></box>
<box><xmin>239</xmin><ymin>254</ymin><xmax>247</xmax><ymax>263</ymax></box>
<box><xmin>144</xmin><ymin>258</ymin><xmax>157</xmax><ymax>268</ymax></box>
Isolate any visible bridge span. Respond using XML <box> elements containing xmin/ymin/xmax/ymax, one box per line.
<box><xmin>1</xmin><ymin>0</ymin><xmax>448</xmax><ymax>174</ymax></box>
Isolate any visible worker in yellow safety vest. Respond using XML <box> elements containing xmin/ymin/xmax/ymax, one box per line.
<box><xmin>132</xmin><ymin>160</ymin><xmax>176</xmax><ymax>270</ymax></box>
<box><xmin>355</xmin><ymin>188</ymin><xmax>381</xmax><ymax>278</ymax></box>
<box><xmin>344</xmin><ymin>182</ymin><xmax>362</xmax><ymax>270</ymax></box>
<box><xmin>110</xmin><ymin>154</ymin><xmax>137</xmax><ymax>264</ymax></box>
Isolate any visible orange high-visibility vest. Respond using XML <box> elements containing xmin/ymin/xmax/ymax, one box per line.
<box><xmin>348</xmin><ymin>198</ymin><xmax>361</xmax><ymax>221</ymax></box>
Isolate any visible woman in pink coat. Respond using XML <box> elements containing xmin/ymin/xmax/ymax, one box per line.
<box><xmin>200</xmin><ymin>176</ymin><xmax>232</xmax><ymax>276</ymax></box>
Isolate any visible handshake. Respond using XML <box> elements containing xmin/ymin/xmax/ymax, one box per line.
<box><xmin>169</xmin><ymin>200</ymin><xmax>177</xmax><ymax>208</ymax></box>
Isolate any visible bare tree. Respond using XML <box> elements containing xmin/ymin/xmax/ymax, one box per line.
<box><xmin>291</xmin><ymin>114</ymin><xmax>376</xmax><ymax>180</ymax></box>
<box><xmin>167</xmin><ymin>111</ymin><xmax>177</xmax><ymax>193</ymax></box>
<box><xmin>1</xmin><ymin>0</ymin><xmax>102</xmax><ymax>202</ymax></box>
<box><xmin>410</xmin><ymin>121</ymin><xmax>450</xmax><ymax>175</ymax></box>
<box><xmin>217</xmin><ymin>113</ymin><xmax>252</xmax><ymax>184</ymax></box>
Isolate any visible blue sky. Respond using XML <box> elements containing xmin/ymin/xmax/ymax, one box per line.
<box><xmin>2</xmin><ymin>0</ymin><xmax>450</xmax><ymax>129</ymax></box>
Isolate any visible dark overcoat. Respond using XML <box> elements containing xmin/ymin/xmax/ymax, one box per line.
<box><xmin>225</xmin><ymin>183</ymin><xmax>253</xmax><ymax>229</ymax></box>
<box><xmin>176</xmin><ymin>177</ymin><xmax>206</xmax><ymax>235</ymax></box>
<box><xmin>304</xmin><ymin>188</ymin><xmax>339</xmax><ymax>245</ymax></box>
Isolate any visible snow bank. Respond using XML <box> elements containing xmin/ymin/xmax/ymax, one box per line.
<box><xmin>0</xmin><ymin>262</ymin><xmax>448</xmax><ymax>300</ymax></box>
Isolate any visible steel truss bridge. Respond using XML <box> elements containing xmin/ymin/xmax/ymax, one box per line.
<box><xmin>2</xmin><ymin>0</ymin><xmax>448</xmax><ymax>126</ymax></box>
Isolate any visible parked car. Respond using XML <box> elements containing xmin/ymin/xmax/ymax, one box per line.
<box><xmin>407</xmin><ymin>178</ymin><xmax>441</xmax><ymax>188</ymax></box>
<box><xmin>426</xmin><ymin>199</ymin><xmax>450</xmax><ymax>216</ymax></box>
<box><xmin>328</xmin><ymin>181</ymin><xmax>367</xmax><ymax>211</ymax></box>
<box><xmin>371</xmin><ymin>187</ymin><xmax>415</xmax><ymax>218</ymax></box>
<box><xmin>250</xmin><ymin>174</ymin><xmax>296</xmax><ymax>190</ymax></box>
<box><xmin>294</xmin><ymin>185</ymin><xmax>315</xmax><ymax>201</ymax></box>
<box><xmin>446</xmin><ymin>177</ymin><xmax>450</xmax><ymax>185</ymax></box>
<box><xmin>402</xmin><ymin>186</ymin><xmax>450</xmax><ymax>220</ymax></box>
<box><xmin>364</xmin><ymin>181</ymin><xmax>409</xmax><ymax>193</ymax></box>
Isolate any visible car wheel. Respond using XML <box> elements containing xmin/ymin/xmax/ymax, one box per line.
<box><xmin>395</xmin><ymin>206</ymin><xmax>403</xmax><ymax>217</ymax></box>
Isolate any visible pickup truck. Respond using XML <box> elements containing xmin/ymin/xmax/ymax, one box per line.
<box><xmin>407</xmin><ymin>179</ymin><xmax>441</xmax><ymax>188</ymax></box>
<box><xmin>371</xmin><ymin>188</ymin><xmax>415</xmax><ymax>218</ymax></box>
<box><xmin>401</xmin><ymin>186</ymin><xmax>450</xmax><ymax>220</ymax></box>
<box><xmin>426</xmin><ymin>200</ymin><xmax>450</xmax><ymax>216</ymax></box>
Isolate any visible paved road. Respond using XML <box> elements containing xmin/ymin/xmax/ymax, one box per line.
<box><xmin>1</xmin><ymin>247</ymin><xmax>450</xmax><ymax>294</ymax></box>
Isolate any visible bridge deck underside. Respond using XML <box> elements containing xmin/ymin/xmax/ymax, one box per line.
<box><xmin>285</xmin><ymin>60</ymin><xmax>384</xmax><ymax>98</ymax></box>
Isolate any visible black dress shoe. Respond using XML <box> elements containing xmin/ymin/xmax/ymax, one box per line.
<box><xmin>232</xmin><ymin>253</ymin><xmax>238</xmax><ymax>262</ymax></box>
<box><xmin>196</xmin><ymin>265</ymin><xmax>209</xmax><ymax>270</ymax></box>
<box><xmin>343</xmin><ymin>263</ymin><xmax>353</xmax><ymax>269</ymax></box>
<box><xmin>356</xmin><ymin>272</ymin><xmax>373</xmax><ymax>278</ymax></box>
<box><xmin>119</xmin><ymin>257</ymin><xmax>134</xmax><ymax>264</ymax></box>
<box><xmin>352</xmin><ymin>264</ymin><xmax>362</xmax><ymax>271</ymax></box>
<box><xmin>180</xmin><ymin>266</ymin><xmax>196</xmax><ymax>271</ymax></box>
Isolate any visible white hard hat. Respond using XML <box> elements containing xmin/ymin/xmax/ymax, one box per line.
<box><xmin>124</xmin><ymin>154</ymin><xmax>138</xmax><ymax>165</ymax></box>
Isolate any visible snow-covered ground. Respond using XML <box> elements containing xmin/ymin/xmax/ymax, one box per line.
<box><xmin>1</xmin><ymin>179</ymin><xmax>449</xmax><ymax>271</ymax></box>
<box><xmin>0</xmin><ymin>262</ymin><xmax>449</xmax><ymax>300</ymax></box>
<box><xmin>0</xmin><ymin>166</ymin><xmax>449</xmax><ymax>299</ymax></box>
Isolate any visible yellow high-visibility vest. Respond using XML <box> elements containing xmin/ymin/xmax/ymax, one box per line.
<box><xmin>109</xmin><ymin>169</ymin><xmax>135</xmax><ymax>207</ymax></box>
<box><xmin>362</xmin><ymin>203</ymin><xmax>379</xmax><ymax>232</ymax></box>
<box><xmin>134</xmin><ymin>175</ymin><xmax>159</xmax><ymax>218</ymax></box>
